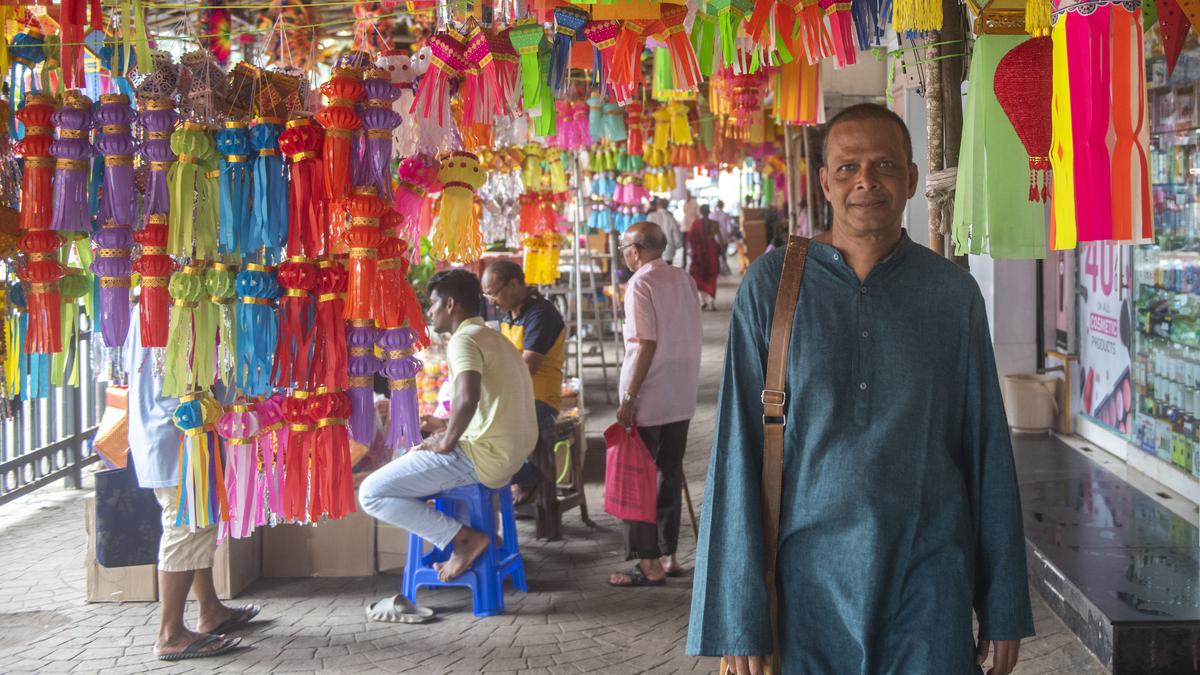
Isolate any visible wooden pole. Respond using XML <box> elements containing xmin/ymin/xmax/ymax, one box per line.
<box><xmin>926</xmin><ymin>36</ymin><xmax>945</xmax><ymax>256</ymax></box>
<box><xmin>940</xmin><ymin>0</ymin><xmax>967</xmax><ymax>264</ymax></box>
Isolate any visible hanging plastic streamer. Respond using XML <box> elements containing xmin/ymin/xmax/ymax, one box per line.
<box><xmin>51</xmin><ymin>269</ymin><xmax>89</xmax><ymax>387</ymax></box>
<box><xmin>216</xmin><ymin>121</ymin><xmax>251</xmax><ymax>255</ymax></box>
<box><xmin>626</xmin><ymin>102</ymin><xmax>646</xmax><ymax>155</ymax></box>
<box><xmin>716</xmin><ymin>0</ymin><xmax>753</xmax><ymax>68</ymax></box>
<box><xmin>361</xmin><ymin>69</ymin><xmax>402</xmax><ymax>201</ymax></box>
<box><xmin>492</xmin><ymin>31</ymin><xmax>523</xmax><ymax>116</ymax></box>
<box><xmin>273</xmin><ymin>257</ymin><xmax>317</xmax><ymax>388</ymax></box>
<box><xmin>249</xmin><ymin>117</ymin><xmax>288</xmax><ymax>261</ymax></box>
<box><xmin>461</xmin><ymin>22</ymin><xmax>501</xmax><ymax>124</ymax></box>
<box><xmin>610</xmin><ymin>20</ymin><xmax>655</xmax><ymax>104</ymax></box>
<box><xmin>51</xmin><ymin>92</ymin><xmax>94</xmax><ymax>235</ymax></box>
<box><xmin>819</xmin><ymin>0</ymin><xmax>857</xmax><ymax>67</ymax></box>
<box><xmin>378</xmin><ymin>327</ymin><xmax>422</xmax><ymax>449</ymax></box>
<box><xmin>346</xmin><ymin>320</ymin><xmax>380</xmax><ymax>444</ymax></box>
<box><xmin>652</xmin><ymin>106</ymin><xmax>671</xmax><ymax>152</ymax></box>
<box><xmin>236</xmin><ymin>264</ymin><xmax>280</xmax><ymax>396</ymax></box>
<box><xmin>279</xmin><ymin>117</ymin><xmax>327</xmax><ymax>258</ymax></box>
<box><xmin>852</xmin><ymin>0</ymin><xmax>890</xmax><ymax>49</ymax></box>
<box><xmin>393</xmin><ymin>155</ymin><xmax>440</xmax><ymax>253</ymax></box>
<box><xmin>9</xmin><ymin>27</ymin><xmax>47</xmax><ymax>108</ymax></box>
<box><xmin>173</xmin><ymin>394</ymin><xmax>229</xmax><ymax>530</ymax></box>
<box><xmin>604</xmin><ymin>101</ymin><xmax>628</xmax><ymax>142</ymax></box>
<box><xmin>533</xmin><ymin>49</ymin><xmax>557</xmax><ymax>137</ymax></box>
<box><xmin>343</xmin><ymin>188</ymin><xmax>386</xmax><ymax>324</ymax></box>
<box><xmin>282</xmin><ymin>390</ymin><xmax>314</xmax><ymax>522</ymax></box>
<box><xmin>306</xmin><ymin>389</ymin><xmax>355</xmax><ymax>521</ymax></box>
<box><xmin>774</xmin><ymin>53</ymin><xmax>824</xmax><ymax>124</ymax></box>
<box><xmin>509</xmin><ymin>20</ymin><xmax>548</xmax><ymax>118</ymax></box>
<box><xmin>377</xmin><ymin>51</ymin><xmax>416</xmax><ymax>158</ymax></box>
<box><xmin>205</xmin><ymin>262</ymin><xmax>238</xmax><ymax>385</ymax></box>
<box><xmin>431</xmin><ymin>152</ymin><xmax>486</xmax><ymax>263</ymax></box>
<box><xmin>550</xmin><ymin>7</ymin><xmax>590</xmax><ymax>95</ymax></box>
<box><xmin>411</xmin><ymin>32</ymin><xmax>466</xmax><ymax>126</ymax></box>
<box><xmin>586</xmin><ymin>93</ymin><xmax>605</xmax><ymax>144</ymax></box>
<box><xmin>139</xmin><ymin>98</ymin><xmax>179</xmax><ymax>229</ymax></box>
<box><xmin>163</xmin><ymin>265</ymin><xmax>205</xmax><ymax>397</ymax></box>
<box><xmin>168</xmin><ymin>122</ymin><xmax>220</xmax><ymax>259</ymax></box>
<box><xmin>16</xmin><ymin>95</ymin><xmax>63</xmax><ymax>354</ymax></box>
<box><xmin>92</xmin><ymin>94</ymin><xmax>136</xmax><ymax>348</ymax></box>
<box><xmin>1108</xmin><ymin>3</ymin><xmax>1152</xmax><ymax>244</ymax></box>
<box><xmin>318</xmin><ymin>68</ymin><xmax>365</xmax><ymax>206</ymax></box>
<box><xmin>310</xmin><ymin>260</ymin><xmax>349</xmax><ymax>391</ymax></box>
<box><xmin>254</xmin><ymin>395</ymin><xmax>288</xmax><ymax>523</ymax></box>
<box><xmin>132</xmin><ymin>217</ymin><xmax>175</xmax><ymax>348</ymax></box>
<box><xmin>893</xmin><ymin>0</ymin><xmax>940</xmax><ymax>34</ymax></box>
<box><xmin>91</xmin><ymin>220</ymin><xmax>133</xmax><ymax>350</ymax></box>
<box><xmin>218</xmin><ymin>403</ymin><xmax>260</xmax><ymax>540</ymax></box>
<box><xmin>659</xmin><ymin>4</ymin><xmax>703</xmax><ymax>90</ymax></box>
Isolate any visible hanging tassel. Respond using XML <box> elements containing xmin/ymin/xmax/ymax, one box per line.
<box><xmin>249</xmin><ymin>117</ymin><xmax>288</xmax><ymax>261</ymax></box>
<box><xmin>168</xmin><ymin>122</ymin><xmax>217</xmax><ymax>258</ymax></box>
<box><xmin>393</xmin><ymin>154</ymin><xmax>440</xmax><ymax>252</ymax></box>
<box><xmin>509</xmin><ymin>20</ymin><xmax>548</xmax><ymax>118</ymax></box>
<box><xmin>411</xmin><ymin>32</ymin><xmax>466</xmax><ymax>126</ymax></box>
<box><xmin>308</xmin><ymin>389</ymin><xmax>355</xmax><ymax>520</ymax></box>
<box><xmin>821</xmin><ymin>0</ymin><xmax>858</xmax><ymax>68</ymax></box>
<box><xmin>346</xmin><ymin>320</ymin><xmax>381</xmax><ymax>445</ymax></box>
<box><xmin>1027</xmin><ymin>0</ymin><xmax>1051</xmax><ymax>38</ymax></box>
<box><xmin>317</xmin><ymin>68</ymin><xmax>365</xmax><ymax>206</ymax></box>
<box><xmin>691</xmin><ymin>4</ymin><xmax>718</xmax><ymax>77</ymax></box>
<box><xmin>273</xmin><ymin>257</ymin><xmax>317</xmax><ymax>389</ymax></box>
<box><xmin>361</xmin><ymin>69</ymin><xmax>402</xmax><ymax>201</ymax></box>
<box><xmin>309</xmin><ymin>259</ymin><xmax>349</xmax><ymax>391</ymax></box>
<box><xmin>716</xmin><ymin>0</ymin><xmax>754</xmax><ymax>67</ymax></box>
<box><xmin>533</xmin><ymin>49</ymin><xmax>558</xmax><ymax>137</ymax></box>
<box><xmin>163</xmin><ymin>265</ymin><xmax>205</xmax><ymax>397</ymax></box>
<box><xmin>15</xmin><ymin>95</ymin><xmax>62</xmax><ymax>354</ymax></box>
<box><xmin>50</xmin><ymin>92</ymin><xmax>94</xmax><ymax>234</ymax></box>
<box><xmin>462</xmin><ymin>22</ymin><xmax>500</xmax><ymax>124</ymax></box>
<box><xmin>610</xmin><ymin>20</ymin><xmax>655</xmax><ymax>104</ymax></box>
<box><xmin>205</xmin><ymin>262</ymin><xmax>238</xmax><ymax>386</ymax></box>
<box><xmin>584</xmin><ymin>20</ymin><xmax>621</xmax><ymax>94</ymax></box>
<box><xmin>668</xmin><ymin>102</ymin><xmax>694</xmax><ymax>145</ymax></box>
<box><xmin>92</xmin><ymin>221</ymin><xmax>133</xmax><ymax>350</ymax></box>
<box><xmin>550</xmin><ymin>6</ymin><xmax>590</xmax><ymax>95</ymax></box>
<box><xmin>279</xmin><ymin>116</ymin><xmax>327</xmax><ymax>258</ymax></box>
<box><xmin>893</xmin><ymin>0</ymin><xmax>942</xmax><ymax>34</ymax></box>
<box><xmin>132</xmin><ymin>217</ymin><xmax>174</xmax><ymax>348</ymax></box>
<box><xmin>282</xmin><ymin>391</ymin><xmax>315</xmax><ymax>522</ymax></box>
<box><xmin>374</xmin><ymin>232</ymin><xmax>405</xmax><ymax>331</ymax></box>
<box><xmin>192</xmin><ymin>266</ymin><xmax>218</xmax><ymax>392</ymax></box>
<box><xmin>430</xmin><ymin>152</ymin><xmax>486</xmax><ymax>263</ymax></box>
<box><xmin>216</xmin><ymin>121</ymin><xmax>251</xmax><ymax>255</ymax></box>
<box><xmin>174</xmin><ymin>395</ymin><xmax>218</xmax><ymax>530</ymax></box>
<box><xmin>344</xmin><ymin>187</ymin><xmax>385</xmax><ymax>322</ymax></box>
<box><xmin>235</xmin><ymin>264</ymin><xmax>280</xmax><ymax>397</ymax></box>
<box><xmin>659</xmin><ymin>4</ymin><xmax>703</xmax><ymax>91</ymax></box>
<box><xmin>139</xmin><ymin>98</ymin><xmax>178</xmax><ymax>224</ymax></box>
<box><xmin>378</xmin><ymin>327</ymin><xmax>423</xmax><ymax>450</ymax></box>
<box><xmin>254</xmin><ymin>395</ymin><xmax>288</xmax><ymax>523</ymax></box>
<box><xmin>217</xmin><ymin>403</ymin><xmax>260</xmax><ymax>540</ymax></box>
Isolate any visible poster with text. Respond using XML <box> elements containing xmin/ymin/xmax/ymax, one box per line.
<box><xmin>1079</xmin><ymin>242</ymin><xmax>1133</xmax><ymax>435</ymax></box>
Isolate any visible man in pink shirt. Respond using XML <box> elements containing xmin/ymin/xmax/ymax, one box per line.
<box><xmin>610</xmin><ymin>221</ymin><xmax>703</xmax><ymax>587</ymax></box>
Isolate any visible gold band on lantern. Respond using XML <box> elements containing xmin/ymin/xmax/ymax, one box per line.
<box><xmin>24</xmin><ymin>157</ymin><xmax>54</xmax><ymax>168</ymax></box>
<box><xmin>377</xmin><ymin>259</ymin><xmax>401</xmax><ymax>270</ymax></box>
<box><xmin>241</xmin><ymin>297</ymin><xmax>272</xmax><ymax>305</ymax></box>
<box><xmin>58</xmin><ymin>129</ymin><xmax>85</xmax><ymax>139</ymax></box>
<box><xmin>225</xmin><ymin>154</ymin><xmax>247</xmax><ymax>163</ymax></box>
<box><xmin>317</xmin><ymin>259</ymin><xmax>337</xmax><ymax>269</ymax></box>
<box><xmin>182</xmin><ymin>265</ymin><xmax>202</xmax><ymax>275</ymax></box>
<box><xmin>141</xmin><ymin>246</ymin><xmax>167</xmax><ymax>255</ymax></box>
<box><xmin>386</xmin><ymin>349</ymin><xmax>414</xmax><ymax>360</ymax></box>
<box><xmin>327</xmin><ymin>97</ymin><xmax>356</xmax><ymax>107</ymax></box>
<box><xmin>146</xmin><ymin>98</ymin><xmax>174</xmax><ymax>111</ymax></box>
<box><xmin>293</xmin><ymin>390</ymin><xmax>311</xmax><ymax>399</ymax></box>
<box><xmin>211</xmin><ymin>296</ymin><xmax>235</xmax><ymax>305</ymax></box>
<box><xmin>224</xmin><ymin>437</ymin><xmax>256</xmax><ymax>445</ymax></box>
<box><xmin>225</xmin><ymin>121</ymin><xmax>247</xmax><ymax>129</ymax></box>
<box><xmin>348</xmin><ymin>376</ymin><xmax>373</xmax><ymax>387</ymax></box>
<box><xmin>366</xmin><ymin>129</ymin><xmax>392</xmax><ymax>139</ymax></box>
<box><xmin>180</xmin><ymin>392</ymin><xmax>202</xmax><ymax>403</ymax></box>
<box><xmin>315</xmin><ymin>385</ymin><xmax>328</xmax><ymax>394</ymax></box>
<box><xmin>397</xmin><ymin>180</ymin><xmax>427</xmax><ymax>197</ymax></box>
<box><xmin>260</xmin><ymin>421</ymin><xmax>283</xmax><ymax>434</ymax></box>
<box><xmin>365</xmin><ymin>100</ymin><xmax>392</xmax><ymax>109</ymax></box>
<box><xmin>325</xmin><ymin>128</ymin><xmax>354</xmax><ymax>139</ymax></box>
<box><xmin>244</xmin><ymin>263</ymin><xmax>272</xmax><ymax>273</ymax></box>
<box><xmin>29</xmin><ymin>252</ymin><xmax>58</xmax><ymax>262</ymax></box>
<box><xmin>316</xmin><ymin>417</ymin><xmax>347</xmax><ymax>429</ymax></box>
<box><xmin>289</xmin><ymin>423</ymin><xmax>315</xmax><ymax>433</ymax></box>
<box><xmin>210</xmin><ymin>262</ymin><xmax>233</xmax><ymax>272</ymax></box>
<box><xmin>349</xmin><ymin>347</ymin><xmax>372</xmax><ymax>356</ymax></box>
<box><xmin>149</xmin><ymin>161</ymin><xmax>172</xmax><ymax>171</ymax></box>
<box><xmin>317</xmin><ymin>292</ymin><xmax>345</xmax><ymax>303</ymax></box>
<box><xmin>173</xmin><ymin>299</ymin><xmax>198</xmax><ymax>308</ymax></box>
<box><xmin>285</xmin><ymin>118</ymin><xmax>311</xmax><ymax>129</ymax></box>
<box><xmin>98</xmin><ymin>248</ymin><xmax>132</xmax><ymax>257</ymax></box>
<box><xmin>100</xmin><ymin>94</ymin><xmax>130</xmax><ymax>106</ymax></box>
<box><xmin>147</xmin><ymin>214</ymin><xmax>168</xmax><ymax>225</ymax></box>
<box><xmin>349</xmin><ymin>217</ymin><xmax>380</xmax><ymax>225</ymax></box>
<box><xmin>205</xmin><ymin>170</ymin><xmax>220</xmax><ymax>179</ymax></box>
<box><xmin>25</xmin><ymin>126</ymin><xmax>53</xmax><ymax>136</ymax></box>
<box><xmin>349</xmin><ymin>319</ymin><xmax>373</xmax><ymax>327</ymax></box>
<box><xmin>29</xmin><ymin>282</ymin><xmax>58</xmax><ymax>293</ymax></box>
<box><xmin>288</xmin><ymin>255</ymin><xmax>310</xmax><ymax>264</ymax></box>
<box><xmin>349</xmin><ymin>248</ymin><xmax>377</xmax><ymax>258</ymax></box>
<box><xmin>142</xmin><ymin>277</ymin><xmax>169</xmax><ymax>287</ymax></box>
<box><xmin>231</xmin><ymin>404</ymin><xmax>252</xmax><ymax>413</ymax></box>
<box><xmin>290</xmin><ymin>151</ymin><xmax>317</xmax><ymax>162</ymax></box>
<box><xmin>101</xmin><ymin>124</ymin><xmax>131</xmax><ymax>134</ymax></box>
<box><xmin>177</xmin><ymin>154</ymin><xmax>198</xmax><ymax>165</ymax></box>
<box><xmin>104</xmin><ymin>156</ymin><xmax>133</xmax><ymax>167</ymax></box>
<box><xmin>100</xmin><ymin>277</ymin><xmax>131</xmax><ymax>288</ymax></box>
<box><xmin>258</xmin><ymin>149</ymin><xmax>279</xmax><ymax>157</ymax></box>
<box><xmin>389</xmin><ymin>377</ymin><xmax>417</xmax><ymax>390</ymax></box>
<box><xmin>253</xmin><ymin>116</ymin><xmax>283</xmax><ymax>126</ymax></box>
<box><xmin>285</xmin><ymin>289</ymin><xmax>308</xmax><ymax>298</ymax></box>
<box><xmin>55</xmin><ymin>158</ymin><xmax>88</xmax><ymax>170</ymax></box>
<box><xmin>183</xmin><ymin>122</ymin><xmax>207</xmax><ymax>132</ymax></box>
<box><xmin>148</xmin><ymin>131</ymin><xmax>171</xmax><ymax>139</ymax></box>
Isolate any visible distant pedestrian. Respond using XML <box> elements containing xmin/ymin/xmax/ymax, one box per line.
<box><xmin>686</xmin><ymin>204</ymin><xmax>723</xmax><ymax>310</ymax></box>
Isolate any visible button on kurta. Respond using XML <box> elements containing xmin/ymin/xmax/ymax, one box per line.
<box><xmin>859</xmin><ymin>382</ymin><xmax>868</xmax><ymax>390</ymax></box>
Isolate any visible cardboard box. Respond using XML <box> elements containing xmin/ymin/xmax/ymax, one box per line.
<box><xmin>83</xmin><ymin>496</ymin><xmax>158</xmax><ymax>602</ymax></box>
<box><xmin>375</xmin><ymin>523</ymin><xmax>410</xmax><ymax>575</ymax></box>
<box><xmin>212</xmin><ymin>532</ymin><xmax>261</xmax><ymax>600</ymax></box>
<box><xmin>261</xmin><ymin>504</ymin><xmax>376</xmax><ymax>577</ymax></box>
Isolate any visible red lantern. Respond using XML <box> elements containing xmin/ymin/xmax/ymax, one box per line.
<box><xmin>279</xmin><ymin>116</ymin><xmax>327</xmax><ymax>258</ymax></box>
<box><xmin>343</xmin><ymin>186</ymin><xmax>385</xmax><ymax>322</ymax></box>
<box><xmin>317</xmin><ymin>68</ymin><xmax>364</xmax><ymax>207</ymax></box>
<box><xmin>16</xmin><ymin>94</ymin><xmax>63</xmax><ymax>354</ymax></box>
<box><xmin>307</xmin><ymin>388</ymin><xmax>355</xmax><ymax>521</ymax></box>
<box><xmin>994</xmin><ymin>37</ymin><xmax>1053</xmax><ymax>202</ymax></box>
<box><xmin>132</xmin><ymin>218</ymin><xmax>175</xmax><ymax>348</ymax></box>
<box><xmin>274</xmin><ymin>256</ymin><xmax>318</xmax><ymax>388</ymax></box>
<box><xmin>309</xmin><ymin>259</ymin><xmax>349</xmax><ymax>391</ymax></box>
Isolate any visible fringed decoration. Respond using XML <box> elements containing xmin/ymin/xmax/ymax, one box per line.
<box><xmin>216</xmin><ymin>121</ymin><xmax>251</xmax><ymax>255</ymax></box>
<box><xmin>163</xmin><ymin>265</ymin><xmax>205</xmax><ymax>397</ymax></box>
<box><xmin>205</xmin><ymin>261</ymin><xmax>238</xmax><ymax>386</ymax></box>
<box><xmin>626</xmin><ymin>102</ymin><xmax>646</xmax><ymax>155</ymax></box>
<box><xmin>393</xmin><ymin>154</ymin><xmax>439</xmax><ymax>251</ymax></box>
<box><xmin>584</xmin><ymin>20</ymin><xmax>621</xmax><ymax>93</ymax></box>
<box><xmin>652</xmin><ymin>106</ymin><xmax>671</xmax><ymax>152</ymax></box>
<box><xmin>717</xmin><ymin>0</ymin><xmax>754</xmax><ymax>67</ymax></box>
<box><xmin>308</xmin><ymin>389</ymin><xmax>355</xmax><ymax>521</ymax></box>
<box><xmin>168</xmin><ymin>122</ymin><xmax>218</xmax><ymax>258</ymax></box>
<box><xmin>660</xmin><ymin>4</ymin><xmax>703</xmax><ymax>90</ymax></box>
<box><xmin>431</xmin><ymin>152</ymin><xmax>486</xmax><ymax>263</ymax></box>
<box><xmin>462</xmin><ymin>23</ymin><xmax>501</xmax><ymax>124</ymax></box>
<box><xmin>282</xmin><ymin>390</ymin><xmax>315</xmax><ymax>522</ymax></box>
<box><xmin>254</xmin><ymin>395</ymin><xmax>288</xmax><ymax>523</ymax></box>
<box><xmin>218</xmin><ymin>403</ymin><xmax>260</xmax><ymax>540</ymax></box>
<box><xmin>821</xmin><ymin>0</ymin><xmax>858</xmax><ymax>68</ymax></box>
<box><xmin>411</xmin><ymin>32</ymin><xmax>466</xmax><ymax>126</ymax></box>
<box><xmin>91</xmin><ymin>222</ymin><xmax>132</xmax><ymax>350</ymax></box>
<box><xmin>95</xmin><ymin>94</ymin><xmax>137</xmax><ymax>229</ymax></box>
<box><xmin>50</xmin><ymin>92</ymin><xmax>94</xmax><ymax>234</ymax></box>
<box><xmin>15</xmin><ymin>95</ymin><xmax>62</xmax><ymax>354</ymax></box>
<box><xmin>174</xmin><ymin>394</ymin><xmax>229</xmax><ymax>531</ymax></box>
<box><xmin>280</xmin><ymin>117</ymin><xmax>327</xmax><ymax>258</ymax></box>
<box><xmin>193</xmin><ymin>266</ymin><xmax>219</xmax><ymax>392</ymax></box>
<box><xmin>796</xmin><ymin>0</ymin><xmax>834</xmax><ymax>65</ymax></box>
<box><xmin>610</xmin><ymin>20</ymin><xmax>654</xmax><ymax>104</ymax></box>
<box><xmin>893</xmin><ymin>0</ymin><xmax>941</xmax><ymax>34</ymax></box>
<box><xmin>310</xmin><ymin>259</ymin><xmax>349</xmax><ymax>391</ymax></box>
<box><xmin>344</xmin><ymin>187</ymin><xmax>386</xmax><ymax>322</ymax></box>
<box><xmin>774</xmin><ymin>54</ymin><xmax>824</xmax><ymax>125</ymax></box>
<box><xmin>1027</xmin><ymin>0</ymin><xmax>1052</xmax><ymax>38</ymax></box>
<box><xmin>273</xmin><ymin>257</ymin><xmax>317</xmax><ymax>389</ymax></box>
<box><xmin>235</xmin><ymin>263</ymin><xmax>280</xmax><ymax>397</ymax></box>
<box><xmin>139</xmin><ymin>98</ymin><xmax>178</xmax><ymax>227</ymax></box>
<box><xmin>374</xmin><ymin>233</ymin><xmax>405</xmax><ymax>331</ymax></box>
<box><xmin>587</xmin><ymin>94</ymin><xmax>605</xmax><ymax>144</ymax></box>
<box><xmin>550</xmin><ymin>7</ymin><xmax>590</xmax><ymax>95</ymax></box>
<box><xmin>509</xmin><ymin>20</ymin><xmax>548</xmax><ymax>117</ymax></box>
<box><xmin>318</xmin><ymin>68</ymin><xmax>365</xmax><ymax>206</ymax></box>
<box><xmin>378</xmin><ymin>51</ymin><xmax>417</xmax><ymax>159</ymax></box>
<box><xmin>132</xmin><ymin>217</ymin><xmax>174</xmax><ymax>348</ymax></box>
<box><xmin>379</xmin><ymin>327</ymin><xmax>422</xmax><ymax>450</ymax></box>
<box><xmin>346</xmin><ymin>321</ymin><xmax>380</xmax><ymax>444</ymax></box>
<box><xmin>361</xmin><ymin>69</ymin><xmax>402</xmax><ymax>201</ymax></box>
<box><xmin>668</xmin><ymin>102</ymin><xmax>694</xmax><ymax>145</ymax></box>
<box><xmin>249</xmin><ymin>117</ymin><xmax>288</xmax><ymax>260</ymax></box>
<box><xmin>533</xmin><ymin>49</ymin><xmax>558</xmax><ymax>137</ymax></box>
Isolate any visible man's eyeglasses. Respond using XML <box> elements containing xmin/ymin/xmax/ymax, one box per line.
<box><xmin>617</xmin><ymin>242</ymin><xmax>641</xmax><ymax>252</ymax></box>
<box><xmin>483</xmin><ymin>279</ymin><xmax>513</xmax><ymax>301</ymax></box>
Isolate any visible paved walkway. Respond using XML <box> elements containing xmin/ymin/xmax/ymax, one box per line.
<box><xmin>0</xmin><ymin>273</ymin><xmax>1105</xmax><ymax>674</ymax></box>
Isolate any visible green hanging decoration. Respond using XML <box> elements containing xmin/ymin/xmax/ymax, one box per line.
<box><xmin>51</xmin><ymin>268</ymin><xmax>89</xmax><ymax>388</ymax></box>
<box><xmin>691</xmin><ymin>1</ymin><xmax>717</xmax><ymax>76</ymax></box>
<box><xmin>163</xmin><ymin>266</ymin><xmax>206</xmax><ymax>397</ymax></box>
<box><xmin>205</xmin><ymin>261</ymin><xmax>238</xmax><ymax>387</ymax></box>
<box><xmin>534</xmin><ymin>47</ymin><xmax>557</xmax><ymax>137</ymax></box>
<box><xmin>509</xmin><ymin>20</ymin><xmax>547</xmax><ymax>119</ymax></box>
<box><xmin>168</xmin><ymin>123</ymin><xmax>220</xmax><ymax>258</ymax></box>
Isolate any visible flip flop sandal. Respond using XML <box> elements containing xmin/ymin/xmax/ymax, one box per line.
<box><xmin>157</xmin><ymin>634</ymin><xmax>241</xmax><ymax>662</ymax></box>
<box><xmin>664</xmin><ymin>568</ymin><xmax>689</xmax><ymax>578</ymax></box>
<box><xmin>608</xmin><ymin>566</ymin><xmax>667</xmax><ymax>588</ymax></box>
<box><xmin>366</xmin><ymin>594</ymin><xmax>436</xmax><ymax>624</ymax></box>
<box><xmin>209</xmin><ymin>604</ymin><xmax>261</xmax><ymax>635</ymax></box>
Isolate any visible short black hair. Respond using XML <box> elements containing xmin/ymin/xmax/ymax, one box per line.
<box><xmin>427</xmin><ymin>269</ymin><xmax>482</xmax><ymax>316</ymax></box>
<box><xmin>700</xmin><ymin>204</ymin><xmax>710</xmax><ymax>217</ymax></box>
<box><xmin>822</xmin><ymin>103</ymin><xmax>913</xmax><ymax>164</ymax></box>
<box><xmin>484</xmin><ymin>259</ymin><xmax>524</xmax><ymax>286</ymax></box>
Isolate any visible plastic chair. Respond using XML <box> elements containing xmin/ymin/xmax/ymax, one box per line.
<box><xmin>401</xmin><ymin>483</ymin><xmax>527</xmax><ymax>617</ymax></box>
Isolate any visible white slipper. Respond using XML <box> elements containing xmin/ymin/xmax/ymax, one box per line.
<box><xmin>365</xmin><ymin>594</ymin><xmax>435</xmax><ymax>624</ymax></box>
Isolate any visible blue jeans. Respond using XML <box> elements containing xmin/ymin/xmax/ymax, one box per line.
<box><xmin>512</xmin><ymin>401</ymin><xmax>558</xmax><ymax>488</ymax></box>
<box><xmin>359</xmin><ymin>446</ymin><xmax>481</xmax><ymax>549</ymax></box>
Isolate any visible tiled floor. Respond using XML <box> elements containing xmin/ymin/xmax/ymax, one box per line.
<box><xmin>0</xmin><ymin>273</ymin><xmax>1106</xmax><ymax>674</ymax></box>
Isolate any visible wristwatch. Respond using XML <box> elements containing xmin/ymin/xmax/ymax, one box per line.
<box><xmin>623</xmin><ymin>391</ymin><xmax>639</xmax><ymax>403</ymax></box>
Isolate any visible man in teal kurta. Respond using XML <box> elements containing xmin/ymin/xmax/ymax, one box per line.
<box><xmin>687</xmin><ymin>104</ymin><xmax>1035</xmax><ymax>675</ymax></box>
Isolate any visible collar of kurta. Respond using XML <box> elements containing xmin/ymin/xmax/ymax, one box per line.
<box><xmin>632</xmin><ymin>258</ymin><xmax>667</xmax><ymax>279</ymax></box>
<box><xmin>809</xmin><ymin>229</ymin><xmax>915</xmax><ymax>279</ymax></box>
<box><xmin>453</xmin><ymin>316</ymin><xmax>485</xmax><ymax>334</ymax></box>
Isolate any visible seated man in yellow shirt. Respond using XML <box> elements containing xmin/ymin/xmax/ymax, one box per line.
<box><xmin>360</xmin><ymin>270</ymin><xmax>537</xmax><ymax>583</ymax></box>
<box><xmin>481</xmin><ymin>260</ymin><xmax>567</xmax><ymax>506</ymax></box>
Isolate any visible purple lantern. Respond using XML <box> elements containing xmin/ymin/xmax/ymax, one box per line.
<box><xmin>137</xmin><ymin>97</ymin><xmax>179</xmax><ymax>225</ymax></box>
<box><xmin>49</xmin><ymin>91</ymin><xmax>94</xmax><ymax>233</ymax></box>
<box><xmin>94</xmin><ymin>93</ymin><xmax>137</xmax><ymax>228</ymax></box>
<box><xmin>91</xmin><ymin>223</ymin><xmax>133</xmax><ymax>348</ymax></box>
<box><xmin>378</xmin><ymin>326</ymin><xmax>422</xmax><ymax>450</ymax></box>
<box><xmin>360</xmin><ymin>67</ymin><xmax>402</xmax><ymax>201</ymax></box>
<box><xmin>347</xmin><ymin>320</ymin><xmax>381</xmax><ymax>445</ymax></box>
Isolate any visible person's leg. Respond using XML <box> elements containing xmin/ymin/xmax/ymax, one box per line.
<box><xmin>654</xmin><ymin>420</ymin><xmax>690</xmax><ymax>574</ymax></box>
<box><xmin>513</xmin><ymin>402</ymin><xmax>556</xmax><ymax>504</ymax></box>
<box><xmin>612</xmin><ymin>425</ymin><xmax>667</xmax><ymax>585</ymax></box>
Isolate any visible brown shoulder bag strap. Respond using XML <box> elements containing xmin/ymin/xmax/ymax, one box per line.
<box><xmin>761</xmin><ymin>235</ymin><xmax>809</xmax><ymax>672</ymax></box>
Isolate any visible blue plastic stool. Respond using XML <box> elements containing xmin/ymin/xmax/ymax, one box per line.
<box><xmin>401</xmin><ymin>483</ymin><xmax>527</xmax><ymax>617</ymax></box>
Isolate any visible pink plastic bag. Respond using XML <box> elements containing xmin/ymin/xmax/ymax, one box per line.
<box><xmin>603</xmin><ymin>424</ymin><xmax>658</xmax><ymax>524</ymax></box>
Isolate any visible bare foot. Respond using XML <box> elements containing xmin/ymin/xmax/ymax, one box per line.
<box><xmin>660</xmin><ymin>555</ymin><xmax>683</xmax><ymax>576</ymax></box>
<box><xmin>608</xmin><ymin>558</ymin><xmax>666</xmax><ymax>586</ymax></box>
<box><xmin>433</xmin><ymin>527</ymin><xmax>491</xmax><ymax>581</ymax></box>
<box><xmin>197</xmin><ymin>604</ymin><xmax>259</xmax><ymax>634</ymax></box>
